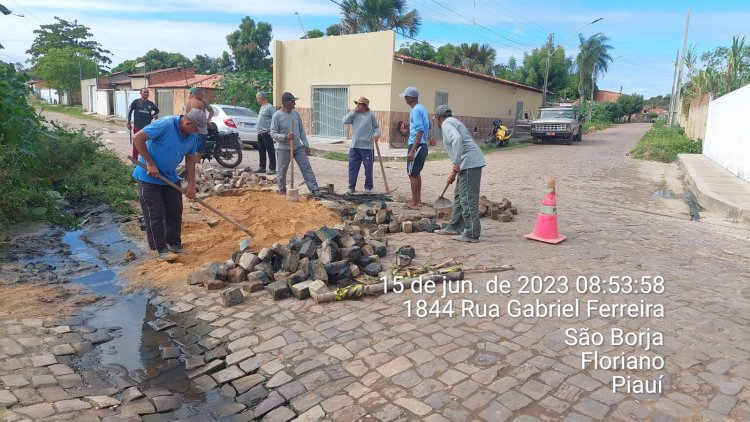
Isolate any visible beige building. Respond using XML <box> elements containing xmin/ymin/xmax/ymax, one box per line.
<box><xmin>273</xmin><ymin>30</ymin><xmax>542</xmax><ymax>147</ymax></box>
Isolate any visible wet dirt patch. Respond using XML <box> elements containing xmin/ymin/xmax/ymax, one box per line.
<box><xmin>122</xmin><ymin>189</ymin><xmax>342</xmax><ymax>292</ymax></box>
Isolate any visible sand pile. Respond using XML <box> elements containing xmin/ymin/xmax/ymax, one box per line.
<box><xmin>123</xmin><ymin>190</ymin><xmax>341</xmax><ymax>291</ymax></box>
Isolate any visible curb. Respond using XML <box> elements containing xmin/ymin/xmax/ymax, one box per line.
<box><xmin>679</xmin><ymin>154</ymin><xmax>750</xmax><ymax>225</ymax></box>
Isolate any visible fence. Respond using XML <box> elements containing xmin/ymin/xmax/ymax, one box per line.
<box><xmin>702</xmin><ymin>84</ymin><xmax>750</xmax><ymax>183</ymax></box>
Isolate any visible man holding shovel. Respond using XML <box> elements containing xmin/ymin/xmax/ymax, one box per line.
<box><xmin>343</xmin><ymin>96</ymin><xmax>380</xmax><ymax>194</ymax></box>
<box><xmin>132</xmin><ymin>108</ymin><xmax>206</xmax><ymax>261</ymax></box>
<box><xmin>270</xmin><ymin>92</ymin><xmax>321</xmax><ymax>197</ymax></box>
<box><xmin>432</xmin><ymin>105</ymin><xmax>485</xmax><ymax>243</ymax></box>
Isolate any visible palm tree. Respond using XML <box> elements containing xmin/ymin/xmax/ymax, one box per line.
<box><xmin>575</xmin><ymin>33</ymin><xmax>613</xmax><ymax>102</ymax></box>
<box><xmin>455</xmin><ymin>43</ymin><xmax>497</xmax><ymax>75</ymax></box>
<box><xmin>339</xmin><ymin>0</ymin><xmax>421</xmax><ymax>38</ymax></box>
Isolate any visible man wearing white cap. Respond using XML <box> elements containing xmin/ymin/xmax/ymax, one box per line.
<box><xmin>343</xmin><ymin>96</ymin><xmax>380</xmax><ymax>194</ymax></box>
<box><xmin>399</xmin><ymin>86</ymin><xmax>430</xmax><ymax>209</ymax></box>
<box><xmin>132</xmin><ymin>108</ymin><xmax>206</xmax><ymax>260</ymax></box>
<box><xmin>432</xmin><ymin>105</ymin><xmax>485</xmax><ymax>243</ymax></box>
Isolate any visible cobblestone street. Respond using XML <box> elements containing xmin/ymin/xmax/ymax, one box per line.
<box><xmin>2</xmin><ymin>119</ymin><xmax>749</xmax><ymax>421</ymax></box>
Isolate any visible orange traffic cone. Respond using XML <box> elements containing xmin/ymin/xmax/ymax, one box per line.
<box><xmin>525</xmin><ymin>178</ymin><xmax>566</xmax><ymax>244</ymax></box>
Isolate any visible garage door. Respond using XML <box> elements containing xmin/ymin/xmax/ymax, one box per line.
<box><xmin>312</xmin><ymin>86</ymin><xmax>348</xmax><ymax>138</ymax></box>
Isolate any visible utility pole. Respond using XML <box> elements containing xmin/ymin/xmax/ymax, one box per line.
<box><xmin>588</xmin><ymin>68</ymin><xmax>596</xmax><ymax>122</ymax></box>
<box><xmin>668</xmin><ymin>50</ymin><xmax>679</xmax><ymax>125</ymax></box>
<box><xmin>541</xmin><ymin>33</ymin><xmax>553</xmax><ymax>107</ymax></box>
<box><xmin>672</xmin><ymin>8</ymin><xmax>690</xmax><ymax>127</ymax></box>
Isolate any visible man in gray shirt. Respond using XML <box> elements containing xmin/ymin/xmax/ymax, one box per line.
<box><xmin>270</xmin><ymin>92</ymin><xmax>321</xmax><ymax>197</ymax></box>
<box><xmin>255</xmin><ymin>91</ymin><xmax>276</xmax><ymax>175</ymax></box>
<box><xmin>343</xmin><ymin>96</ymin><xmax>380</xmax><ymax>194</ymax></box>
<box><xmin>432</xmin><ymin>105</ymin><xmax>486</xmax><ymax>243</ymax></box>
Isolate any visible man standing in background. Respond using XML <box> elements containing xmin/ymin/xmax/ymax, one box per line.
<box><xmin>343</xmin><ymin>96</ymin><xmax>380</xmax><ymax>194</ymax></box>
<box><xmin>255</xmin><ymin>91</ymin><xmax>276</xmax><ymax>175</ymax></box>
<box><xmin>399</xmin><ymin>86</ymin><xmax>430</xmax><ymax>209</ymax></box>
<box><xmin>186</xmin><ymin>87</ymin><xmax>213</xmax><ymax>156</ymax></box>
<box><xmin>270</xmin><ymin>92</ymin><xmax>321</xmax><ymax>197</ymax></box>
<box><xmin>127</xmin><ymin>88</ymin><xmax>159</xmax><ymax>160</ymax></box>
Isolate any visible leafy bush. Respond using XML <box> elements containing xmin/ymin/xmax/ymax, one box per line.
<box><xmin>630</xmin><ymin>121</ymin><xmax>702</xmax><ymax>162</ymax></box>
<box><xmin>0</xmin><ymin>64</ymin><xmax>135</xmax><ymax>231</ymax></box>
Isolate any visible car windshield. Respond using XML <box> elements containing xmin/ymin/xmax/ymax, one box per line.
<box><xmin>540</xmin><ymin>109</ymin><xmax>574</xmax><ymax>119</ymax></box>
<box><xmin>221</xmin><ymin>106</ymin><xmax>258</xmax><ymax>118</ymax></box>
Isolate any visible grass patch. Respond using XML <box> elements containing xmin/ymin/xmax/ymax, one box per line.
<box><xmin>323</xmin><ymin>151</ymin><xmax>350</xmax><ymax>161</ymax></box>
<box><xmin>29</xmin><ymin>97</ymin><xmax>101</xmax><ymax>122</ymax></box>
<box><xmin>583</xmin><ymin>121</ymin><xmax>612</xmax><ymax>133</ymax></box>
<box><xmin>630</xmin><ymin>121</ymin><xmax>702</xmax><ymax>162</ymax></box>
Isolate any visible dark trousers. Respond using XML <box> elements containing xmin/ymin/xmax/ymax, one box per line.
<box><xmin>258</xmin><ymin>132</ymin><xmax>276</xmax><ymax>171</ymax></box>
<box><xmin>348</xmin><ymin>148</ymin><xmax>374</xmax><ymax>190</ymax></box>
<box><xmin>138</xmin><ymin>180</ymin><xmax>183</xmax><ymax>251</ymax></box>
<box><xmin>448</xmin><ymin>167</ymin><xmax>482</xmax><ymax>239</ymax></box>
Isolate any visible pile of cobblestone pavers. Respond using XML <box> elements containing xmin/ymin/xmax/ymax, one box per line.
<box><xmin>194</xmin><ymin>165</ymin><xmax>276</xmax><ymax>198</ymax></box>
<box><xmin>479</xmin><ymin>196</ymin><xmax>517</xmax><ymax>222</ymax></box>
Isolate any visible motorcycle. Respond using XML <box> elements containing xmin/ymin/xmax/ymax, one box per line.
<box><xmin>484</xmin><ymin>119</ymin><xmax>513</xmax><ymax>147</ymax></box>
<box><xmin>202</xmin><ymin>122</ymin><xmax>243</xmax><ymax>168</ymax></box>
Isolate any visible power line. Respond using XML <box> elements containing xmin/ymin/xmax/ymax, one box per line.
<box><xmin>9</xmin><ymin>0</ymin><xmax>44</xmax><ymax>24</ymax></box>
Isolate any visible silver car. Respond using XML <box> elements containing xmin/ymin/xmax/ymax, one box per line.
<box><xmin>210</xmin><ymin>104</ymin><xmax>259</xmax><ymax>148</ymax></box>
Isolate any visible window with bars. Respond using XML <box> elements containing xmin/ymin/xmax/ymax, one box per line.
<box><xmin>312</xmin><ymin>86</ymin><xmax>348</xmax><ymax>138</ymax></box>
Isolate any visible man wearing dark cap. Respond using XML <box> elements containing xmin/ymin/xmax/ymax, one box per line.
<box><xmin>132</xmin><ymin>108</ymin><xmax>206</xmax><ymax>260</ymax></box>
<box><xmin>399</xmin><ymin>86</ymin><xmax>430</xmax><ymax>209</ymax></box>
<box><xmin>127</xmin><ymin>88</ymin><xmax>159</xmax><ymax>160</ymax></box>
<box><xmin>343</xmin><ymin>96</ymin><xmax>380</xmax><ymax>194</ymax></box>
<box><xmin>270</xmin><ymin>92</ymin><xmax>321</xmax><ymax>196</ymax></box>
<box><xmin>432</xmin><ymin>105</ymin><xmax>485</xmax><ymax>243</ymax></box>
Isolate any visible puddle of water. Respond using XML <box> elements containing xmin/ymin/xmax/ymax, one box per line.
<box><xmin>652</xmin><ymin>188</ymin><xmax>676</xmax><ymax>199</ymax></box>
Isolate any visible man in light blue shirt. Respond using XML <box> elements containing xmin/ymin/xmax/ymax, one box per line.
<box><xmin>399</xmin><ymin>86</ymin><xmax>430</xmax><ymax>209</ymax></box>
<box><xmin>432</xmin><ymin>105</ymin><xmax>485</xmax><ymax>242</ymax></box>
<box><xmin>132</xmin><ymin>109</ymin><xmax>205</xmax><ymax>259</ymax></box>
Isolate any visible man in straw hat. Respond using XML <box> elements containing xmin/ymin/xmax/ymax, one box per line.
<box><xmin>432</xmin><ymin>105</ymin><xmax>485</xmax><ymax>243</ymax></box>
<box><xmin>343</xmin><ymin>96</ymin><xmax>380</xmax><ymax>194</ymax></box>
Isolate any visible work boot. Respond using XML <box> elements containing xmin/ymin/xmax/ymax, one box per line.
<box><xmin>364</xmin><ymin>189</ymin><xmax>373</xmax><ymax>194</ymax></box>
<box><xmin>266</xmin><ymin>170</ymin><xmax>276</xmax><ymax>175</ymax></box>
<box><xmin>312</xmin><ymin>190</ymin><xmax>322</xmax><ymax>198</ymax></box>
<box><xmin>255</xmin><ymin>168</ymin><xmax>266</xmax><ymax>174</ymax></box>
<box><xmin>157</xmin><ymin>248</ymin><xmax>179</xmax><ymax>262</ymax></box>
<box><xmin>451</xmin><ymin>235</ymin><xmax>479</xmax><ymax>243</ymax></box>
<box><xmin>347</xmin><ymin>189</ymin><xmax>355</xmax><ymax>195</ymax></box>
<box><xmin>435</xmin><ymin>227</ymin><xmax>459</xmax><ymax>235</ymax></box>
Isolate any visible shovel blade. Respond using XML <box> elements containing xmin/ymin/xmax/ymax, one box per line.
<box><xmin>434</xmin><ymin>196</ymin><xmax>452</xmax><ymax>208</ymax></box>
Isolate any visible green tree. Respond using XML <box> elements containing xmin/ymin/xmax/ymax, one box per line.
<box><xmin>617</xmin><ymin>93</ymin><xmax>644</xmax><ymax>122</ymax></box>
<box><xmin>33</xmin><ymin>46</ymin><xmax>97</xmax><ymax>94</ymax></box>
<box><xmin>326</xmin><ymin>24</ymin><xmax>342</xmax><ymax>36</ymax></box>
<box><xmin>138</xmin><ymin>49</ymin><xmax>191</xmax><ymax>71</ymax></box>
<box><xmin>434</xmin><ymin>44</ymin><xmax>460</xmax><ymax>67</ymax></box>
<box><xmin>494</xmin><ymin>56</ymin><xmax>523</xmax><ymax>82</ymax></box>
<box><xmin>110</xmin><ymin>59</ymin><xmax>135</xmax><ymax>74</ymax></box>
<box><xmin>576</xmin><ymin>33</ymin><xmax>613</xmax><ymax>102</ymax></box>
<box><xmin>218</xmin><ymin>51</ymin><xmax>235</xmax><ymax>73</ymax></box>
<box><xmin>339</xmin><ymin>0</ymin><xmax>420</xmax><ymax>37</ymax></box>
<box><xmin>27</xmin><ymin>17</ymin><xmax>111</xmax><ymax>68</ymax></box>
<box><xmin>192</xmin><ymin>54</ymin><xmax>220</xmax><ymax>73</ymax></box>
<box><xmin>226</xmin><ymin>17</ymin><xmax>273</xmax><ymax>71</ymax></box>
<box><xmin>396</xmin><ymin>41</ymin><xmax>435</xmax><ymax>61</ymax></box>
<box><xmin>303</xmin><ymin>29</ymin><xmax>325</xmax><ymax>39</ymax></box>
<box><xmin>215</xmin><ymin>69</ymin><xmax>272</xmax><ymax>110</ymax></box>
<box><xmin>519</xmin><ymin>45</ymin><xmax>572</xmax><ymax>95</ymax></box>
<box><xmin>455</xmin><ymin>43</ymin><xmax>496</xmax><ymax>74</ymax></box>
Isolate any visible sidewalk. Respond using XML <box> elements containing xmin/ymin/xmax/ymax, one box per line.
<box><xmin>307</xmin><ymin>136</ymin><xmax>410</xmax><ymax>160</ymax></box>
<box><xmin>679</xmin><ymin>153</ymin><xmax>750</xmax><ymax>225</ymax></box>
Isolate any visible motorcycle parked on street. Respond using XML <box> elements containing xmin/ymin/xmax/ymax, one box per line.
<box><xmin>484</xmin><ymin>119</ymin><xmax>513</xmax><ymax>147</ymax></box>
<box><xmin>202</xmin><ymin>122</ymin><xmax>243</xmax><ymax>168</ymax></box>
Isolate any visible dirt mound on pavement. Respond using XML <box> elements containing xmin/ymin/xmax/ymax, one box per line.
<box><xmin>123</xmin><ymin>190</ymin><xmax>341</xmax><ymax>291</ymax></box>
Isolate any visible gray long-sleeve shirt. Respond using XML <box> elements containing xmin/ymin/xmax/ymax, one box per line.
<box><xmin>257</xmin><ymin>103</ymin><xmax>275</xmax><ymax>133</ymax></box>
<box><xmin>342</xmin><ymin>110</ymin><xmax>380</xmax><ymax>149</ymax></box>
<box><xmin>270</xmin><ymin>109</ymin><xmax>308</xmax><ymax>150</ymax></box>
<box><xmin>441</xmin><ymin>117</ymin><xmax>486</xmax><ymax>170</ymax></box>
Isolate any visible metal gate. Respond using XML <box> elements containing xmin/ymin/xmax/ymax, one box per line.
<box><xmin>312</xmin><ymin>86</ymin><xmax>347</xmax><ymax>137</ymax></box>
<box><xmin>433</xmin><ymin>92</ymin><xmax>449</xmax><ymax>142</ymax></box>
<box><xmin>157</xmin><ymin>89</ymin><xmax>173</xmax><ymax>116</ymax></box>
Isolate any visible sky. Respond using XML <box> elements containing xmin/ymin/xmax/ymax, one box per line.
<box><xmin>1</xmin><ymin>0</ymin><xmax>747</xmax><ymax>99</ymax></box>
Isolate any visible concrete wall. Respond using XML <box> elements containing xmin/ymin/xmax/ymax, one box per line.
<box><xmin>273</xmin><ymin>31</ymin><xmax>395</xmax><ymax>109</ymax></box>
<box><xmin>96</xmin><ymin>91</ymin><xmax>110</xmax><ymax>115</ymax></box>
<box><xmin>686</xmin><ymin>93</ymin><xmax>711</xmax><ymax>141</ymax></box>
<box><xmin>80</xmin><ymin>78</ymin><xmax>97</xmax><ymax>112</ymax></box>
<box><xmin>703</xmin><ymin>84</ymin><xmax>750</xmax><ymax>183</ymax></box>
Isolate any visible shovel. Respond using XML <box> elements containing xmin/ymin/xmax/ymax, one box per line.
<box><xmin>433</xmin><ymin>181</ymin><xmax>452</xmax><ymax>208</ymax></box>
<box><xmin>128</xmin><ymin>156</ymin><xmax>254</xmax><ymax>243</ymax></box>
<box><xmin>374</xmin><ymin>138</ymin><xmax>397</xmax><ymax>194</ymax></box>
<box><xmin>287</xmin><ymin>120</ymin><xmax>299</xmax><ymax>202</ymax></box>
